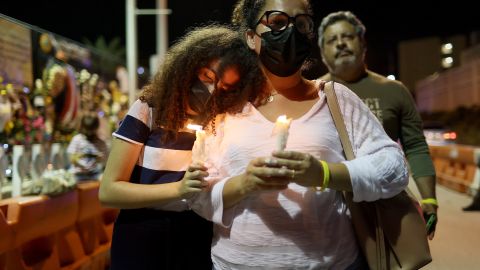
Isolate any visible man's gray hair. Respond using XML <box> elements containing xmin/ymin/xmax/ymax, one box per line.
<box><xmin>317</xmin><ymin>11</ymin><xmax>366</xmax><ymax>48</ymax></box>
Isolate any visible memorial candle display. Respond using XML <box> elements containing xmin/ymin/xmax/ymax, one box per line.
<box><xmin>274</xmin><ymin>115</ymin><xmax>291</xmax><ymax>151</ymax></box>
<box><xmin>187</xmin><ymin>124</ymin><xmax>206</xmax><ymax>163</ymax></box>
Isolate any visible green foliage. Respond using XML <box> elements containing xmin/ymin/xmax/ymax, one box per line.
<box><xmin>82</xmin><ymin>36</ymin><xmax>125</xmax><ymax>76</ymax></box>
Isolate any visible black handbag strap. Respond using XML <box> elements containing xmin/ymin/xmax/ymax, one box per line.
<box><xmin>323</xmin><ymin>81</ymin><xmax>387</xmax><ymax>270</ymax></box>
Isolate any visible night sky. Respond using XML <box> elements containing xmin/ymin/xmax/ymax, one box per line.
<box><xmin>2</xmin><ymin>0</ymin><xmax>480</xmax><ymax>77</ymax></box>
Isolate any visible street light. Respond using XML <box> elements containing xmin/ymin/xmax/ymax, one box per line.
<box><xmin>126</xmin><ymin>0</ymin><xmax>171</xmax><ymax>105</ymax></box>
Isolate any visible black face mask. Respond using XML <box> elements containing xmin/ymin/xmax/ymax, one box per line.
<box><xmin>188</xmin><ymin>80</ymin><xmax>214</xmax><ymax>116</ymax></box>
<box><xmin>259</xmin><ymin>26</ymin><xmax>312</xmax><ymax>77</ymax></box>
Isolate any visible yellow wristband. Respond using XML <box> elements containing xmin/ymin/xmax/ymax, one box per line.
<box><xmin>319</xmin><ymin>160</ymin><xmax>330</xmax><ymax>191</ymax></box>
<box><xmin>421</xmin><ymin>198</ymin><xmax>438</xmax><ymax>207</ymax></box>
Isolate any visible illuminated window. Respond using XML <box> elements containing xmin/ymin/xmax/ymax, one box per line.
<box><xmin>441</xmin><ymin>57</ymin><xmax>453</xmax><ymax>68</ymax></box>
<box><xmin>441</xmin><ymin>43</ymin><xmax>453</xmax><ymax>54</ymax></box>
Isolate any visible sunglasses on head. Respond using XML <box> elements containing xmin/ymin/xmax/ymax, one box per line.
<box><xmin>255</xmin><ymin>10</ymin><xmax>314</xmax><ymax>35</ymax></box>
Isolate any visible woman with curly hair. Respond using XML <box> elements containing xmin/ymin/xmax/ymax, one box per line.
<box><xmin>99</xmin><ymin>24</ymin><xmax>266</xmax><ymax>270</ymax></box>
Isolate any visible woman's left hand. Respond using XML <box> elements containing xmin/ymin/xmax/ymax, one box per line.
<box><xmin>271</xmin><ymin>151</ymin><xmax>323</xmax><ymax>188</ymax></box>
<box><xmin>178</xmin><ymin>163</ymin><xmax>209</xmax><ymax>199</ymax></box>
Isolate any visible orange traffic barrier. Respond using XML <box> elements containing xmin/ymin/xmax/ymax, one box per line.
<box><xmin>7</xmin><ymin>192</ymin><xmax>78</xmax><ymax>270</ymax></box>
<box><xmin>101</xmin><ymin>208</ymin><xmax>119</xmax><ymax>243</ymax></box>
<box><xmin>76</xmin><ymin>181</ymin><xmax>111</xmax><ymax>270</ymax></box>
<box><xmin>56</xmin><ymin>225</ymin><xmax>90</xmax><ymax>270</ymax></box>
<box><xmin>0</xmin><ymin>181</ymin><xmax>118</xmax><ymax>270</ymax></box>
<box><xmin>1</xmin><ymin>207</ymin><xmax>14</xmax><ymax>270</ymax></box>
<box><xmin>430</xmin><ymin>145</ymin><xmax>480</xmax><ymax>194</ymax></box>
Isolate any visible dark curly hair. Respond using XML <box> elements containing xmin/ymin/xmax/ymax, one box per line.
<box><xmin>139</xmin><ymin>24</ymin><xmax>267</xmax><ymax>141</ymax></box>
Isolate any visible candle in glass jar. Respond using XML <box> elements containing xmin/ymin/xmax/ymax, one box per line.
<box><xmin>274</xmin><ymin>115</ymin><xmax>291</xmax><ymax>151</ymax></box>
<box><xmin>187</xmin><ymin>124</ymin><xmax>206</xmax><ymax>163</ymax></box>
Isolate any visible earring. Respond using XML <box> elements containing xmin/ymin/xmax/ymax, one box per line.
<box><xmin>248</xmin><ymin>39</ymin><xmax>256</xmax><ymax>49</ymax></box>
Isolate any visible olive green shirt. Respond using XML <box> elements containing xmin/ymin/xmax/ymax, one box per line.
<box><xmin>321</xmin><ymin>70</ymin><xmax>436</xmax><ymax>179</ymax></box>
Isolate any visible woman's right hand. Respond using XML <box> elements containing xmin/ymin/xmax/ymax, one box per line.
<box><xmin>240</xmin><ymin>157</ymin><xmax>293</xmax><ymax>194</ymax></box>
<box><xmin>222</xmin><ymin>157</ymin><xmax>293</xmax><ymax>209</ymax></box>
<box><xmin>178</xmin><ymin>163</ymin><xmax>209</xmax><ymax>199</ymax></box>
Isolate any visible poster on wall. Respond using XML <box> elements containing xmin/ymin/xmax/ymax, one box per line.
<box><xmin>0</xmin><ymin>17</ymin><xmax>33</xmax><ymax>88</ymax></box>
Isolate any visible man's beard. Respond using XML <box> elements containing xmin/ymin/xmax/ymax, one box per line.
<box><xmin>330</xmin><ymin>54</ymin><xmax>359</xmax><ymax>75</ymax></box>
<box><xmin>334</xmin><ymin>54</ymin><xmax>357</xmax><ymax>67</ymax></box>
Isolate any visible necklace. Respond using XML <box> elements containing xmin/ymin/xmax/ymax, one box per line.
<box><xmin>266</xmin><ymin>92</ymin><xmax>278</xmax><ymax>103</ymax></box>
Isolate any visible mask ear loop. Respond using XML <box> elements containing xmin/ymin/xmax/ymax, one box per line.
<box><xmin>193</xmin><ymin>87</ymin><xmax>217</xmax><ymax>132</ymax></box>
<box><xmin>201</xmin><ymin>76</ymin><xmax>218</xmax><ymax>110</ymax></box>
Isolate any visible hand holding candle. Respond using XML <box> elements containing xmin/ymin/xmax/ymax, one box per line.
<box><xmin>273</xmin><ymin>115</ymin><xmax>292</xmax><ymax>151</ymax></box>
<box><xmin>187</xmin><ymin>124</ymin><xmax>206</xmax><ymax>164</ymax></box>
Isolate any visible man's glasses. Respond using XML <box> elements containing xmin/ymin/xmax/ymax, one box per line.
<box><xmin>255</xmin><ymin>10</ymin><xmax>314</xmax><ymax>35</ymax></box>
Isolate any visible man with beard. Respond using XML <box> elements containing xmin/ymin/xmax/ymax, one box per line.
<box><xmin>318</xmin><ymin>11</ymin><xmax>439</xmax><ymax>239</ymax></box>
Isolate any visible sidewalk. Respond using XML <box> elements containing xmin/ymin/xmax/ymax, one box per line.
<box><xmin>408</xmin><ymin>181</ymin><xmax>480</xmax><ymax>269</ymax></box>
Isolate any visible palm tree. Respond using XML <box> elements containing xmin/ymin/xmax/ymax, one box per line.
<box><xmin>83</xmin><ymin>36</ymin><xmax>125</xmax><ymax>77</ymax></box>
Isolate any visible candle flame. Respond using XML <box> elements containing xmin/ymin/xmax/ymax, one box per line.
<box><xmin>276</xmin><ymin>115</ymin><xmax>289</xmax><ymax>124</ymax></box>
<box><xmin>187</xmin><ymin>124</ymin><xmax>203</xmax><ymax>131</ymax></box>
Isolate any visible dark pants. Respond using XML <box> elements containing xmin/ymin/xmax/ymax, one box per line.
<box><xmin>110</xmin><ymin>208</ymin><xmax>213</xmax><ymax>270</ymax></box>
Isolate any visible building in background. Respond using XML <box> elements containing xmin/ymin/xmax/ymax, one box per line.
<box><xmin>415</xmin><ymin>49</ymin><xmax>480</xmax><ymax>113</ymax></box>
<box><xmin>398</xmin><ymin>35</ymin><xmax>467</xmax><ymax>93</ymax></box>
<box><xmin>414</xmin><ymin>44</ymin><xmax>480</xmax><ymax>113</ymax></box>
<box><xmin>398</xmin><ymin>32</ymin><xmax>480</xmax><ymax>113</ymax></box>
<box><xmin>404</xmin><ymin>32</ymin><xmax>480</xmax><ymax>146</ymax></box>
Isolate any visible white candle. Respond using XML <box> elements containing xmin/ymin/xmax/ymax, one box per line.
<box><xmin>274</xmin><ymin>115</ymin><xmax>292</xmax><ymax>151</ymax></box>
<box><xmin>187</xmin><ymin>124</ymin><xmax>206</xmax><ymax>163</ymax></box>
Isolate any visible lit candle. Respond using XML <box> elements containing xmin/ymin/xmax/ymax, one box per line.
<box><xmin>274</xmin><ymin>115</ymin><xmax>292</xmax><ymax>151</ymax></box>
<box><xmin>187</xmin><ymin>124</ymin><xmax>206</xmax><ymax>163</ymax></box>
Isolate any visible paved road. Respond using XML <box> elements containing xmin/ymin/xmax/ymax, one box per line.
<box><xmin>408</xmin><ymin>181</ymin><xmax>480</xmax><ymax>269</ymax></box>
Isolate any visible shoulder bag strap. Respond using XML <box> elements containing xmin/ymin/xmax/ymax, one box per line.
<box><xmin>323</xmin><ymin>81</ymin><xmax>387</xmax><ymax>270</ymax></box>
<box><xmin>323</xmin><ymin>82</ymin><xmax>354</xmax><ymax>160</ymax></box>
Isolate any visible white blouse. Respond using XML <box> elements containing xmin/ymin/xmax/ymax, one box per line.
<box><xmin>190</xmin><ymin>81</ymin><xmax>408</xmax><ymax>269</ymax></box>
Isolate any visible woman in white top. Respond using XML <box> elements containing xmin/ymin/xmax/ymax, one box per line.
<box><xmin>189</xmin><ymin>0</ymin><xmax>409</xmax><ymax>269</ymax></box>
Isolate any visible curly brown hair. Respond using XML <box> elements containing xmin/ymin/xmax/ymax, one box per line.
<box><xmin>139</xmin><ymin>24</ymin><xmax>267</xmax><ymax>141</ymax></box>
